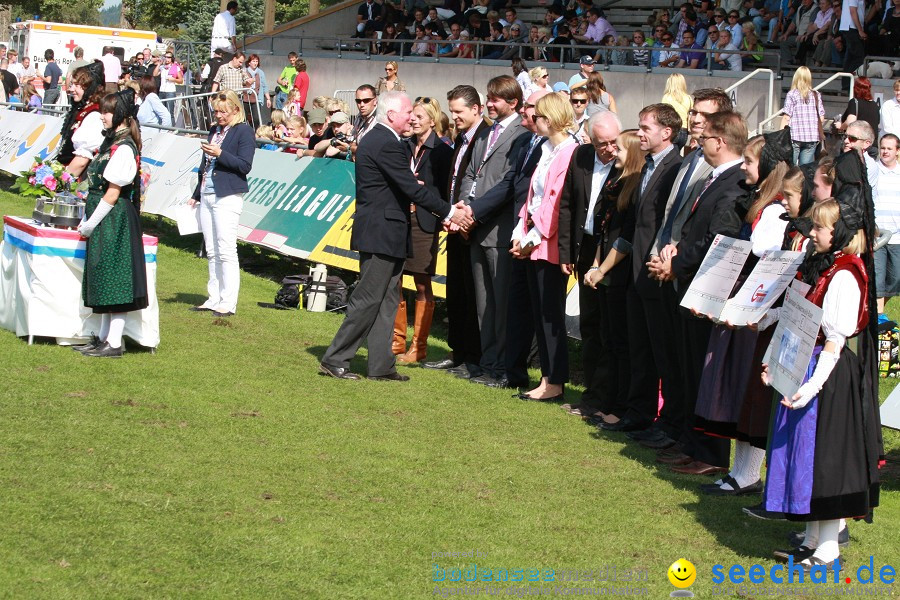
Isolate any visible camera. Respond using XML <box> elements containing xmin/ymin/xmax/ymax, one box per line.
<box><xmin>330</xmin><ymin>132</ymin><xmax>355</xmax><ymax>146</ymax></box>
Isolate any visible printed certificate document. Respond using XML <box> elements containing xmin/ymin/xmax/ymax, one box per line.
<box><xmin>680</xmin><ymin>235</ymin><xmax>752</xmax><ymax>317</ymax></box>
<box><xmin>764</xmin><ymin>286</ymin><xmax>823</xmax><ymax>399</ymax></box>
<box><xmin>719</xmin><ymin>250</ymin><xmax>805</xmax><ymax>326</ymax></box>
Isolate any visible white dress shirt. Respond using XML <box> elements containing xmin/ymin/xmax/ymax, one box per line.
<box><xmin>585</xmin><ymin>156</ymin><xmax>614</xmax><ymax>235</ymax></box>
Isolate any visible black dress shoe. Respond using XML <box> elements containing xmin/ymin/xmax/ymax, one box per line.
<box><xmin>318</xmin><ymin>363</ymin><xmax>361</xmax><ymax>380</ymax></box>
<box><xmin>368</xmin><ymin>372</ymin><xmax>410</xmax><ymax>381</ymax></box>
<box><xmin>640</xmin><ymin>435</ymin><xmax>677</xmax><ymax>450</ymax></box>
<box><xmin>742</xmin><ymin>502</ymin><xmax>785</xmax><ymax>520</ymax></box>
<box><xmin>469</xmin><ymin>374</ymin><xmax>498</xmax><ymax>386</ymax></box>
<box><xmin>773</xmin><ymin>545</ymin><xmax>816</xmax><ymax>563</ymax></box>
<box><xmin>486</xmin><ymin>377</ymin><xmax>514</xmax><ymax>389</ymax></box>
<box><xmin>518</xmin><ymin>392</ymin><xmax>564</xmax><ymax>402</ymax></box>
<box><xmin>81</xmin><ymin>341</ymin><xmax>123</xmax><ymax>358</ymax></box>
<box><xmin>71</xmin><ymin>335</ymin><xmax>101</xmax><ymax>351</ymax></box>
<box><xmin>212</xmin><ymin>311</ymin><xmax>235</xmax><ymax>317</ymax></box>
<box><xmin>600</xmin><ymin>417</ymin><xmax>650</xmax><ymax>432</ymax></box>
<box><xmin>700</xmin><ymin>475</ymin><xmax>763</xmax><ymax>496</ymax></box>
<box><xmin>626</xmin><ymin>427</ymin><xmax>665</xmax><ymax>441</ymax></box>
<box><xmin>422</xmin><ymin>357</ymin><xmax>459</xmax><ymax>370</ymax></box>
<box><xmin>447</xmin><ymin>365</ymin><xmax>473</xmax><ymax>379</ymax></box>
<box><xmin>787</xmin><ymin>526</ymin><xmax>849</xmax><ymax>548</ymax></box>
<box><xmin>189</xmin><ymin>306</ymin><xmax>213</xmax><ymax>312</ymax></box>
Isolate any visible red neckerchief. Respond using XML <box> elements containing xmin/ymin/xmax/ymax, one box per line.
<box><xmin>71</xmin><ymin>102</ymin><xmax>99</xmax><ymax>132</ymax></box>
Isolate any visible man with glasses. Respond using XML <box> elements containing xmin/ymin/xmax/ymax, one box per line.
<box><xmin>352</xmin><ymin>84</ymin><xmax>379</xmax><ymax>145</ymax></box>
<box><xmin>704</xmin><ymin>25</ymin><xmax>720</xmax><ymax>50</ymax></box>
<box><xmin>211</xmin><ymin>51</ymin><xmax>246</xmax><ymax>93</ymax></box>
<box><xmin>843</xmin><ymin>120</ymin><xmax>879</xmax><ymax>189</ymax></box>
<box><xmin>570</xmin><ymin>88</ymin><xmax>590</xmax><ymax>142</ymax></box>
<box><xmin>557</xmin><ymin>111</ymin><xmax>622</xmax><ymax>420</ymax></box>
<box><xmin>676</xmin><ymin>30</ymin><xmax>704</xmax><ymax>68</ymax></box>
<box><xmin>658</xmin><ymin>33</ymin><xmax>681</xmax><ymax>67</ymax></box>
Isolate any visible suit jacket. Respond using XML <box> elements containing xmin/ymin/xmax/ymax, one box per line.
<box><xmin>351</xmin><ymin>123</ymin><xmax>451</xmax><ymax>259</ymax></box>
<box><xmin>517</xmin><ymin>141</ymin><xmax>580</xmax><ymax>264</ymax></box>
<box><xmin>448</xmin><ymin>119</ymin><xmax>490</xmax><ymax>204</ymax></box>
<box><xmin>650</xmin><ymin>148</ymin><xmax>714</xmax><ymax>257</ymax></box>
<box><xmin>671</xmin><ymin>162</ymin><xmax>745</xmax><ymax>287</ymax></box>
<box><xmin>461</xmin><ymin>116</ymin><xmax>527</xmax><ymax>247</ymax></box>
<box><xmin>408</xmin><ymin>131</ymin><xmax>453</xmax><ymax>233</ymax></box>
<box><xmin>468</xmin><ymin>131</ymin><xmax>544</xmax><ymax>232</ymax></box>
<box><xmin>557</xmin><ymin>142</ymin><xmax>620</xmax><ymax>267</ymax></box>
<box><xmin>192</xmin><ymin>123</ymin><xmax>255</xmax><ymax>199</ymax></box>
<box><xmin>626</xmin><ymin>145</ymin><xmax>683</xmax><ymax>297</ymax></box>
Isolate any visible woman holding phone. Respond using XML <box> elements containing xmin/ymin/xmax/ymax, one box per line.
<box><xmin>189</xmin><ymin>90</ymin><xmax>255</xmax><ymax>317</ymax></box>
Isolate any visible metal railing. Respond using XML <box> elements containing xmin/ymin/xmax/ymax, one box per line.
<box><xmin>725</xmin><ymin>68</ymin><xmax>776</xmax><ymax>120</ymax></box>
<box><xmin>0</xmin><ymin>100</ymin><xmax>68</xmax><ymax>116</ymax></box>
<box><xmin>158</xmin><ymin>87</ymin><xmax>263</xmax><ymax>132</ymax></box>
<box><xmin>754</xmin><ymin>71</ymin><xmax>855</xmax><ymax>135</ymax></box>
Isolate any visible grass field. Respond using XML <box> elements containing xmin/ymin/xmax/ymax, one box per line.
<box><xmin>0</xmin><ymin>188</ymin><xmax>897</xmax><ymax>599</ymax></box>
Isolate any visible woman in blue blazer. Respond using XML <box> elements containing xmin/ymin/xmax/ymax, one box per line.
<box><xmin>189</xmin><ymin>90</ymin><xmax>256</xmax><ymax>317</ymax></box>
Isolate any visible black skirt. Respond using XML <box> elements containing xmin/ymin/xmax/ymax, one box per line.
<box><xmin>404</xmin><ymin>211</ymin><xmax>438</xmax><ymax>276</ymax></box>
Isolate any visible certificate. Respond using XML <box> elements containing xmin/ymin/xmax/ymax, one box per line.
<box><xmin>719</xmin><ymin>250</ymin><xmax>805</xmax><ymax>326</ymax></box>
<box><xmin>764</xmin><ymin>287</ymin><xmax>823</xmax><ymax>399</ymax></box>
<box><xmin>680</xmin><ymin>235</ymin><xmax>752</xmax><ymax>317</ymax></box>
<box><xmin>174</xmin><ymin>202</ymin><xmax>201</xmax><ymax>236</ymax></box>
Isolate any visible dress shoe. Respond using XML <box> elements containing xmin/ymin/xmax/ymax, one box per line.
<box><xmin>656</xmin><ymin>453</ymin><xmax>693</xmax><ymax>465</ymax></box>
<box><xmin>800</xmin><ymin>556</ymin><xmax>843</xmax><ymax>574</ymax></box>
<box><xmin>212</xmin><ymin>311</ymin><xmax>235</xmax><ymax>317</ymax></box>
<box><xmin>71</xmin><ymin>335</ymin><xmax>101</xmax><ymax>352</ymax></box>
<box><xmin>189</xmin><ymin>306</ymin><xmax>213</xmax><ymax>312</ymax></box>
<box><xmin>318</xmin><ymin>363</ymin><xmax>361</xmax><ymax>380</ymax></box>
<box><xmin>670</xmin><ymin>461</ymin><xmax>728</xmax><ymax>475</ymax></box>
<box><xmin>600</xmin><ymin>417</ymin><xmax>650</xmax><ymax>432</ymax></box>
<box><xmin>640</xmin><ymin>435</ymin><xmax>677</xmax><ymax>450</ymax></box>
<box><xmin>447</xmin><ymin>365</ymin><xmax>471</xmax><ymax>378</ymax></box>
<box><xmin>700</xmin><ymin>476</ymin><xmax>763</xmax><ymax>496</ymax></box>
<box><xmin>742</xmin><ymin>502</ymin><xmax>785</xmax><ymax>520</ymax></box>
<box><xmin>518</xmin><ymin>392</ymin><xmax>564</xmax><ymax>402</ymax></box>
<box><xmin>367</xmin><ymin>372</ymin><xmax>410</xmax><ymax>382</ymax></box>
<box><xmin>422</xmin><ymin>357</ymin><xmax>459</xmax><ymax>370</ymax></box>
<box><xmin>485</xmin><ymin>377</ymin><xmax>514</xmax><ymax>389</ymax></box>
<box><xmin>626</xmin><ymin>427</ymin><xmax>665</xmax><ymax>441</ymax></box>
<box><xmin>81</xmin><ymin>341</ymin><xmax>123</xmax><ymax>358</ymax></box>
<box><xmin>787</xmin><ymin>526</ymin><xmax>849</xmax><ymax>548</ymax></box>
<box><xmin>470</xmin><ymin>374</ymin><xmax>500</xmax><ymax>386</ymax></box>
<box><xmin>657</xmin><ymin>444</ymin><xmax>686</xmax><ymax>458</ymax></box>
<box><xmin>773</xmin><ymin>545</ymin><xmax>816</xmax><ymax>563</ymax></box>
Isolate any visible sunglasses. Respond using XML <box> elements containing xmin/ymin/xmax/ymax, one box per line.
<box><xmin>328</xmin><ymin>109</ymin><xmax>340</xmax><ymax>115</ymax></box>
<box><xmin>532</xmin><ymin>113</ymin><xmax>546</xmax><ymax>122</ymax></box>
<box><xmin>165</xmin><ymin>55</ymin><xmax>173</xmax><ymax>58</ymax></box>
<box><xmin>385</xmin><ymin>67</ymin><xmax>395</xmax><ymax>72</ymax></box>
<box><xmin>356</xmin><ymin>97</ymin><xmax>376</xmax><ymax>104</ymax></box>
<box><xmin>844</xmin><ymin>134</ymin><xmax>868</xmax><ymax>143</ymax></box>
<box><xmin>571</xmin><ymin>99</ymin><xmax>587</xmax><ymax>105</ymax></box>
<box><xmin>415</xmin><ymin>96</ymin><xmax>435</xmax><ymax>104</ymax></box>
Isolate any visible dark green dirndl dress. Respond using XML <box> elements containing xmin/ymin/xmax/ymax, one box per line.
<box><xmin>81</xmin><ymin>131</ymin><xmax>149</xmax><ymax>314</ymax></box>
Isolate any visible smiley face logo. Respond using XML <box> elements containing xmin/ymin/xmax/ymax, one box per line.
<box><xmin>668</xmin><ymin>559</ymin><xmax>696</xmax><ymax>588</ymax></box>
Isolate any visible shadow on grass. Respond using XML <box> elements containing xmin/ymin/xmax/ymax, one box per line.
<box><xmin>164</xmin><ymin>292</ymin><xmax>209</xmax><ymax>307</ymax></box>
<box><xmin>588</xmin><ymin>427</ymin><xmax>795</xmax><ymax>561</ymax></box>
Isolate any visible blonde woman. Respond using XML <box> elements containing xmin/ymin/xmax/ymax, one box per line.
<box><xmin>527</xmin><ymin>66</ymin><xmax>549</xmax><ymax>97</ymax></box>
<box><xmin>585</xmin><ymin>71</ymin><xmax>617</xmax><ymax>115</ymax></box>
<box><xmin>661</xmin><ymin>73</ymin><xmax>692</xmax><ymax>126</ymax></box>
<box><xmin>511</xmin><ymin>93</ymin><xmax>579</xmax><ymax>401</ymax></box>
<box><xmin>189</xmin><ymin>90</ymin><xmax>256</xmax><ymax>317</ymax></box>
<box><xmin>781</xmin><ymin>66</ymin><xmax>824</xmax><ymax>166</ymax></box>
<box><xmin>394</xmin><ymin>97</ymin><xmax>453</xmax><ymax>363</ymax></box>
<box><xmin>376</xmin><ymin>61</ymin><xmax>406</xmax><ymax>94</ymax></box>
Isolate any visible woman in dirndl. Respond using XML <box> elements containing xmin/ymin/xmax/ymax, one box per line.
<box><xmin>75</xmin><ymin>88</ymin><xmax>148</xmax><ymax>358</ymax></box>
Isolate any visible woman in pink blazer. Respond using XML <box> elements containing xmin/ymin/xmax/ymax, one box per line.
<box><xmin>511</xmin><ymin>93</ymin><xmax>579</xmax><ymax>401</ymax></box>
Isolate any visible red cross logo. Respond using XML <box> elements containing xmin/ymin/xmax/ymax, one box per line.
<box><xmin>65</xmin><ymin>39</ymin><xmax>77</xmax><ymax>53</ymax></box>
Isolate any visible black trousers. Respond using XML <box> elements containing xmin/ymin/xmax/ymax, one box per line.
<box><xmin>679</xmin><ymin>308</ymin><xmax>730</xmax><ymax>468</ymax></box>
<box><xmin>505</xmin><ymin>256</ymin><xmax>534</xmax><ymax>388</ymax></box>
<box><xmin>576</xmin><ymin>234</ymin><xmax>611</xmax><ymax>411</ymax></box>
<box><xmin>842</xmin><ymin>29</ymin><xmax>866</xmax><ymax>81</ymax></box>
<box><xmin>656</xmin><ymin>280</ymin><xmax>687</xmax><ymax>439</ymax></box>
<box><xmin>597</xmin><ymin>282</ymin><xmax>630</xmax><ymax>417</ymax></box>
<box><xmin>526</xmin><ymin>259</ymin><xmax>568</xmax><ymax>384</ymax></box>
<box><xmin>445</xmin><ymin>234</ymin><xmax>481</xmax><ymax>366</ymax></box>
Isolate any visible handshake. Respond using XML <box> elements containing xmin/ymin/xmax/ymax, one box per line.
<box><xmin>445</xmin><ymin>201</ymin><xmax>476</xmax><ymax>234</ymax></box>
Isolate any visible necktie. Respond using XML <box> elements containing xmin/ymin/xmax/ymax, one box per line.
<box><xmin>692</xmin><ymin>173</ymin><xmax>715</xmax><ymax>213</ymax></box>
<box><xmin>659</xmin><ymin>150</ymin><xmax>702</xmax><ymax>246</ymax></box>
<box><xmin>639</xmin><ymin>154</ymin><xmax>655</xmax><ymax>196</ymax></box>
<box><xmin>485</xmin><ymin>122</ymin><xmax>502</xmax><ymax>159</ymax></box>
<box><xmin>523</xmin><ymin>135</ymin><xmax>540</xmax><ymax>166</ymax></box>
<box><xmin>450</xmin><ymin>135</ymin><xmax>470</xmax><ymax>200</ymax></box>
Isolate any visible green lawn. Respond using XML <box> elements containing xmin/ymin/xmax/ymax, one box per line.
<box><xmin>0</xmin><ymin>188</ymin><xmax>896</xmax><ymax>599</ymax></box>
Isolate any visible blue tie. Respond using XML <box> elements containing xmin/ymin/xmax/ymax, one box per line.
<box><xmin>658</xmin><ymin>150</ymin><xmax>702</xmax><ymax>246</ymax></box>
<box><xmin>640</xmin><ymin>154</ymin><xmax>655</xmax><ymax>196</ymax></box>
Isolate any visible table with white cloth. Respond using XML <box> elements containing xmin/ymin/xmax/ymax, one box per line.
<box><xmin>0</xmin><ymin>215</ymin><xmax>160</xmax><ymax>348</ymax></box>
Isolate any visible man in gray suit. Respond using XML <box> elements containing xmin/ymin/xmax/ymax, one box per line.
<box><xmin>459</xmin><ymin>75</ymin><xmax>528</xmax><ymax>386</ymax></box>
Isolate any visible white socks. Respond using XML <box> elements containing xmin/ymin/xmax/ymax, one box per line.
<box><xmin>106</xmin><ymin>313</ymin><xmax>126</xmax><ymax>349</ymax></box>
<box><xmin>719</xmin><ymin>442</ymin><xmax>765</xmax><ymax>490</ymax></box>
<box><xmin>802</xmin><ymin>521</ymin><xmax>819</xmax><ymax>548</ymax></box>
<box><xmin>811</xmin><ymin>519</ymin><xmax>840</xmax><ymax>563</ymax></box>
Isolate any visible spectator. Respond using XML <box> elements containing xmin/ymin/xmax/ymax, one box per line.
<box><xmin>878</xmin><ymin>0</ymin><xmax>900</xmax><ymax>55</ymax></box>
<box><xmin>378</xmin><ymin>23</ymin><xmax>402</xmax><ymax>55</ymax></box>
<box><xmin>303</xmin><ymin>108</ymin><xmax>332</xmax><ymax>156</ymax></box>
<box><xmin>274</xmin><ymin>52</ymin><xmax>298</xmax><ymax>110</ymax></box>
<box><xmin>726</xmin><ymin>10</ymin><xmax>744</xmax><ymax>45</ymax></box>
<box><xmin>292</xmin><ymin>58</ymin><xmax>309</xmax><ymax>112</ymax></box>
<box><xmin>410</xmin><ymin>25</ymin><xmax>431</xmax><ymax>56</ymax></box>
<box><xmin>874</xmin><ymin>133</ymin><xmax>900</xmax><ymax>313</ymax></box>
<box><xmin>136</xmin><ymin>75</ymin><xmax>172</xmax><ymax>127</ymax></box>
<box><xmin>281</xmin><ymin>115</ymin><xmax>308</xmax><ymax>153</ymax></box>
<box><xmin>99</xmin><ymin>46</ymin><xmax>122</xmax><ymax>93</ymax></box>
<box><xmin>21</xmin><ymin>57</ymin><xmax>36</xmax><ymax>81</ymax></box>
<box><xmin>740</xmin><ymin>27</ymin><xmax>766</xmax><ymax>66</ymax></box>
<box><xmin>792</xmin><ymin>0</ymin><xmax>833</xmax><ymax>64</ymax></box>
<box><xmin>527</xmin><ymin>66</ymin><xmax>550</xmax><ymax>97</ymax></box>
<box><xmin>585</xmin><ymin>71</ymin><xmax>617</xmax><ymax>114</ymax></box>
<box><xmin>64</xmin><ymin>47</ymin><xmax>89</xmax><ymax>94</ymax></box>
<box><xmin>610</xmin><ymin>35</ymin><xmax>631</xmax><ymax>65</ymax></box>
<box><xmin>483</xmin><ymin>22</ymin><xmax>506</xmax><ymax>58</ymax></box>
<box><xmin>158</xmin><ymin>50</ymin><xmax>183</xmax><ymax>118</ymax></box>
<box><xmin>676</xmin><ymin>29</ymin><xmax>704</xmax><ymax>67</ymax></box>
<box><xmin>838</xmin><ymin>0</ymin><xmax>866</xmax><ymax>82</ymax></box>
<box><xmin>781</xmin><ymin>66</ymin><xmax>825</xmax><ymax>165</ymax></box>
<box><xmin>376</xmin><ymin>61</ymin><xmax>406</xmax><ymax>94</ymax></box>
<box><xmin>244</xmin><ymin>54</ymin><xmax>271</xmax><ymax>123</ymax></box>
<box><xmin>836</xmin><ymin>77</ymin><xmax>880</xmax><ymax>141</ymax></box>
<box><xmin>881</xmin><ymin>79</ymin><xmax>900</xmax><ymax>137</ymax></box>
<box><xmin>200</xmin><ymin>48</ymin><xmax>226</xmax><ymax>96</ymax></box>
<box><xmin>270</xmin><ymin>109</ymin><xmax>289</xmax><ymax>139</ymax></box>
<box><xmin>352</xmin><ymin>84</ymin><xmax>379</xmax><ymax>143</ymax></box>
<box><xmin>657</xmin><ymin>32</ymin><xmax>681</xmax><ymax>67</ymax></box>
<box><xmin>256</xmin><ymin>125</ymin><xmax>280</xmax><ymax>151</ymax></box>
<box><xmin>211</xmin><ymin>51</ymin><xmax>246</xmax><ymax>93</ymax></box>
<box><xmin>568</xmin><ymin>56</ymin><xmax>594</xmax><ymax>90</ymax></box>
<box><xmin>457</xmin><ymin>30</ymin><xmax>475</xmax><ymax>58</ymax></box>
<box><xmin>512</xmin><ymin>58</ymin><xmax>530</xmax><ymax>96</ymax></box>
<box><xmin>41</xmin><ymin>49</ymin><xmax>63</xmax><ymax>105</ymax></box>
<box><xmin>0</xmin><ymin>59</ymin><xmax>17</xmax><ymax>100</ymax></box>
<box><xmin>548</xmin><ymin>24</ymin><xmax>575</xmax><ymax>63</ymax></box>
<box><xmin>704</xmin><ymin>24</ymin><xmax>720</xmax><ymax>50</ymax></box>
<box><xmin>357</xmin><ymin>0</ymin><xmax>383</xmax><ymax>35</ymax></box>
<box><xmin>811</xmin><ymin>3</ymin><xmax>844</xmax><ymax>65</ymax></box>
<box><xmin>711</xmin><ymin>29</ymin><xmax>742</xmax><ymax>70</ymax></box>
<box><xmin>211</xmin><ymin>1</ymin><xmax>238</xmax><ymax>57</ymax></box>
<box><xmin>661</xmin><ymin>73</ymin><xmax>692</xmax><ymax>126</ymax></box>
<box><xmin>753</xmin><ymin>0</ymin><xmax>782</xmax><ymax>42</ymax></box>
<box><xmin>632</xmin><ymin>30</ymin><xmax>651</xmax><ymax>66</ymax></box>
<box><xmin>284</xmin><ymin>89</ymin><xmax>304</xmax><ymax>118</ymax></box>
<box><xmin>23</xmin><ymin>80</ymin><xmax>41</xmax><ymax>112</ymax></box>
<box><xmin>316</xmin><ymin>111</ymin><xmax>354</xmax><ymax>160</ymax></box>
<box><xmin>569</xmin><ymin>87</ymin><xmax>590</xmax><ymax>143</ymax></box>
<box><xmin>6</xmin><ymin>50</ymin><xmax>24</xmax><ymax>83</ymax></box>
<box><xmin>574</xmin><ymin>7</ymin><xmax>616</xmax><ymax>43</ymax></box>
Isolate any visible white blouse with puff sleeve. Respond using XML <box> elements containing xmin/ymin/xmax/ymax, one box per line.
<box><xmin>72</xmin><ymin>112</ymin><xmax>105</xmax><ymax>160</ymax></box>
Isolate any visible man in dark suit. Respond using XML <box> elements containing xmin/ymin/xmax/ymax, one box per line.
<box><xmin>649</xmin><ymin>110</ymin><xmax>746</xmax><ymax>475</ymax></box>
<box><xmin>422</xmin><ymin>85</ymin><xmax>487</xmax><ymax>374</ymax></box>
<box><xmin>459</xmin><ymin>75</ymin><xmax>527</xmax><ymax>386</ymax></box>
<box><xmin>558</xmin><ymin>110</ymin><xmax>622</xmax><ymax>418</ymax></box>
<box><xmin>461</xmin><ymin>88</ymin><xmax>551</xmax><ymax>389</ymax></box>
<box><xmin>601</xmin><ymin>103</ymin><xmax>683</xmax><ymax>432</ymax></box>
<box><xmin>320</xmin><ymin>91</ymin><xmax>474</xmax><ymax>381</ymax></box>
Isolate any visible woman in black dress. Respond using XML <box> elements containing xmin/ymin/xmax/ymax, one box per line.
<box><xmin>393</xmin><ymin>97</ymin><xmax>452</xmax><ymax>364</ymax></box>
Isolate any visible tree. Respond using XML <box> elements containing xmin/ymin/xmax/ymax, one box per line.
<box><xmin>9</xmin><ymin>0</ymin><xmax>102</xmax><ymax>24</ymax></box>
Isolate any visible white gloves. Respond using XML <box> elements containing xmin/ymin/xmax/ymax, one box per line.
<box><xmin>788</xmin><ymin>350</ymin><xmax>839</xmax><ymax>410</ymax></box>
<box><xmin>78</xmin><ymin>200</ymin><xmax>114</xmax><ymax>238</ymax></box>
<box><xmin>755</xmin><ymin>307</ymin><xmax>781</xmax><ymax>331</ymax></box>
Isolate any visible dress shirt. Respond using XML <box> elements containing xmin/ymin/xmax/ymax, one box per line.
<box><xmin>875</xmin><ymin>160</ymin><xmax>900</xmax><ymax>240</ymax></box>
<box><xmin>640</xmin><ymin>144</ymin><xmax>676</xmax><ymax>196</ymax></box>
<box><xmin>585</xmin><ymin>156</ymin><xmax>614</xmax><ymax>234</ymax></box>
